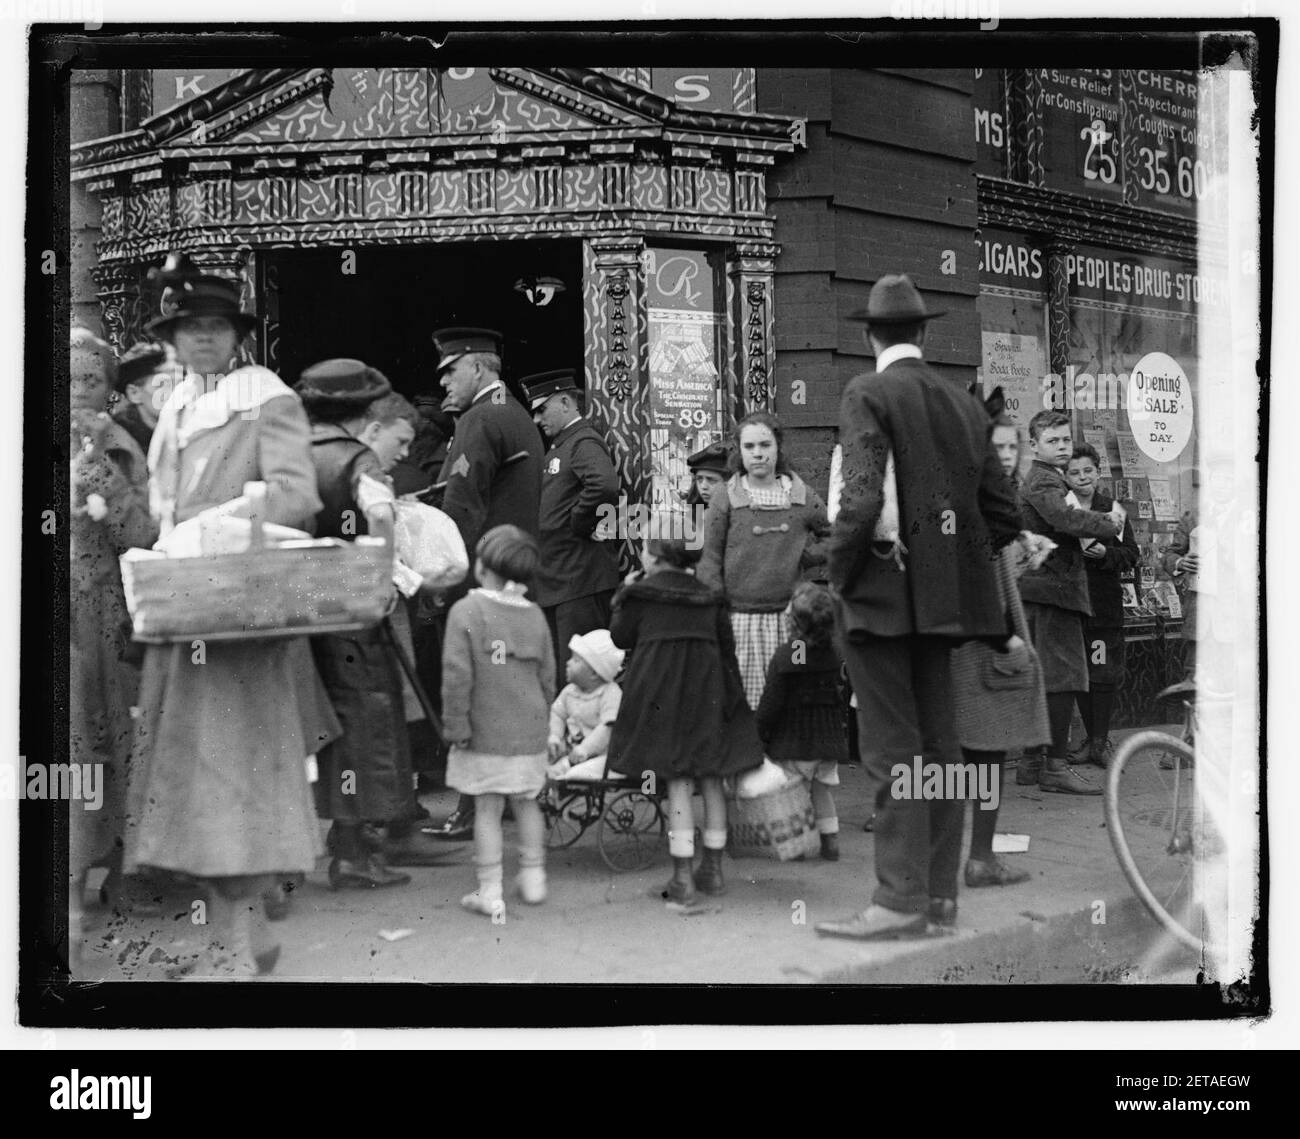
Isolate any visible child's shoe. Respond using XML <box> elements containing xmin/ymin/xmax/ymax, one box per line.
<box><xmin>664</xmin><ymin>856</ymin><xmax>697</xmax><ymax>903</ymax></box>
<box><xmin>461</xmin><ymin>887</ymin><xmax>505</xmax><ymax>917</ymax></box>
<box><xmin>820</xmin><ymin>833</ymin><xmax>840</xmax><ymax>861</ymax></box>
<box><xmin>694</xmin><ymin>847</ymin><xmax>726</xmax><ymax>896</ymax></box>
<box><xmin>461</xmin><ymin>865</ymin><xmax>505</xmax><ymax>917</ymax></box>
<box><xmin>516</xmin><ymin>866</ymin><xmax>547</xmax><ymax>905</ymax></box>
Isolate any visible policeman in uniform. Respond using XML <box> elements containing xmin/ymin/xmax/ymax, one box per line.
<box><xmin>522</xmin><ymin>369</ymin><xmax>621</xmax><ymax>681</ymax></box>
<box><xmin>425</xmin><ymin>328</ymin><xmax>545</xmax><ymax>840</ymax></box>
<box><xmin>430</xmin><ymin>328</ymin><xmax>544</xmax><ymax>572</ymax></box>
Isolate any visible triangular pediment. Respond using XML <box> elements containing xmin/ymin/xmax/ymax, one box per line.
<box><xmin>73</xmin><ymin>65</ymin><xmax>797</xmax><ymax>178</ymax></box>
<box><xmin>164</xmin><ymin>66</ymin><xmax>659</xmax><ymax>148</ymax></box>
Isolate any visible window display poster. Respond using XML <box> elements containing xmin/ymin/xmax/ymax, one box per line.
<box><xmin>1148</xmin><ymin>477</ymin><xmax>1178</xmax><ymax>521</ymax></box>
<box><xmin>646</xmin><ymin>309</ymin><xmax>721</xmax><ymax>506</ymax></box>
<box><xmin>1117</xmin><ymin>432</ymin><xmax>1150</xmax><ymax>477</ymax></box>
<box><xmin>981</xmin><ymin>331</ymin><xmax>1045</xmax><ymax>431</ymax></box>
<box><xmin>1080</xmin><ymin>427</ymin><xmax>1112</xmax><ymax>478</ymax></box>
<box><xmin>1150</xmin><ymin>580</ymin><xmax>1183</xmax><ymax>619</ymax></box>
<box><xmin>645</xmin><ymin>248</ymin><xmax>723</xmax><ymax>506</ymax></box>
<box><xmin>1127</xmin><ymin>351</ymin><xmax>1194</xmax><ymax>464</ymax></box>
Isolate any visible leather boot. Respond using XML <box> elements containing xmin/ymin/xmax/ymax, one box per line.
<box><xmin>1087</xmin><ymin>736</ymin><xmax>1114</xmax><ymax>768</ymax></box>
<box><xmin>820</xmin><ymin>832</ymin><xmax>841</xmax><ymax>861</ymax></box>
<box><xmin>328</xmin><ymin>855</ymin><xmax>411</xmax><ymax>889</ymax></box>
<box><xmin>664</xmin><ymin>856</ymin><xmax>697</xmax><ymax>903</ymax></box>
<box><xmin>694</xmin><ymin>847</ymin><xmax>726</xmax><ymax>896</ymax></box>
<box><xmin>1015</xmin><ymin>751</ymin><xmax>1042</xmax><ymax>786</ymax></box>
<box><xmin>1038</xmin><ymin>757</ymin><xmax>1103</xmax><ymax>795</ymax></box>
<box><xmin>383</xmin><ymin>822</ymin><xmax>457</xmax><ymax>867</ymax></box>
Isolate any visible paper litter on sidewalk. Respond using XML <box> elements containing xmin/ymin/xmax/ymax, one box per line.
<box><xmin>992</xmin><ymin>833</ymin><xmax>1031</xmax><ymax>853</ymax></box>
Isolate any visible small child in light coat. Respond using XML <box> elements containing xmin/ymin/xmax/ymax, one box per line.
<box><xmin>442</xmin><ymin>525</ymin><xmax>556</xmax><ymax>918</ymax></box>
<box><xmin>546</xmin><ymin>629</ymin><xmax>625</xmax><ymax>781</ymax></box>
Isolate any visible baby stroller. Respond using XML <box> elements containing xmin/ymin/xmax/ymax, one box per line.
<box><xmin>539</xmin><ymin>758</ymin><xmax>666</xmax><ymax>872</ymax></box>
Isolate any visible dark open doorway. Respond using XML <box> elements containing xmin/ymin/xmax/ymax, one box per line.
<box><xmin>265</xmin><ymin>240</ymin><xmax>584</xmax><ymax>404</ymax></box>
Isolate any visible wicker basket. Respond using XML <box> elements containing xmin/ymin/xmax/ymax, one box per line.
<box><xmin>728</xmin><ymin>777</ymin><xmax>821</xmax><ymax>862</ymax></box>
<box><xmin>121</xmin><ymin>536</ymin><xmax>393</xmax><ymax>643</ymax></box>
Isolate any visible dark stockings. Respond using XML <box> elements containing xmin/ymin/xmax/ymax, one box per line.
<box><xmin>963</xmin><ymin>749</ymin><xmax>1004</xmax><ymax>862</ymax></box>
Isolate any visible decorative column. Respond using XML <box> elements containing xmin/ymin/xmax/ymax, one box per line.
<box><xmin>584</xmin><ymin>235</ymin><xmax>647</xmax><ymax>570</ymax></box>
<box><xmin>727</xmin><ymin>240</ymin><xmax>779</xmax><ymax>420</ymax></box>
<box><xmin>1045</xmin><ymin>239</ymin><xmax>1073</xmax><ymax>394</ymax></box>
<box><xmin>1009</xmin><ymin>69</ymin><xmax>1045</xmax><ymax>186</ymax></box>
<box><xmin>91</xmin><ymin>261</ymin><xmax>150</xmax><ymax>354</ymax></box>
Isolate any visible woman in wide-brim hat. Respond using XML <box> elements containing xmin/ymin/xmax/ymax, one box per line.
<box><xmin>124</xmin><ymin>258</ymin><xmax>342</xmax><ymax>978</ymax></box>
<box><xmin>293</xmin><ymin>359</ymin><xmax>453</xmax><ymax>887</ymax></box>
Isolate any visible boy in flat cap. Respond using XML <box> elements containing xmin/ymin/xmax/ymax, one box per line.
<box><xmin>523</xmin><ymin>368</ymin><xmax>621</xmax><ymax>682</ymax></box>
<box><xmin>685</xmin><ymin>440</ymin><xmax>731</xmax><ymax>508</ymax></box>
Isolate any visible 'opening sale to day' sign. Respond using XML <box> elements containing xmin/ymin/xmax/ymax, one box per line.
<box><xmin>1126</xmin><ymin>351</ymin><xmax>1193</xmax><ymax>463</ymax></box>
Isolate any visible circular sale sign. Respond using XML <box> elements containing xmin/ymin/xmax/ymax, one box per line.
<box><xmin>1126</xmin><ymin>352</ymin><xmax>1194</xmax><ymax>463</ymax></box>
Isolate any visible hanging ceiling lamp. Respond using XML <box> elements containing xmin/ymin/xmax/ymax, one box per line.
<box><xmin>514</xmin><ymin>275</ymin><xmax>566</xmax><ymax>307</ymax></box>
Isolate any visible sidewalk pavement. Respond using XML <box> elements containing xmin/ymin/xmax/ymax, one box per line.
<box><xmin>76</xmin><ymin>724</ymin><xmax>1200</xmax><ymax>985</ymax></box>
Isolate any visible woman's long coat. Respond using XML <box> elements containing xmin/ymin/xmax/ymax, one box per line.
<box><xmin>124</xmin><ymin>368</ymin><xmax>341</xmax><ymax>879</ymax></box>
<box><xmin>70</xmin><ymin>419</ymin><xmax>156</xmax><ymax>871</ymax></box>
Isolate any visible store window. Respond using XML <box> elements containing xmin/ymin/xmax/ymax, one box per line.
<box><xmin>643</xmin><ymin>247</ymin><xmax>726</xmax><ymax>507</ymax></box>
<box><xmin>1064</xmin><ymin>244</ymin><xmax>1204</xmax><ymax>619</ymax></box>
<box><xmin>976</xmin><ymin>227</ymin><xmax>1049</xmax><ymax>483</ymax></box>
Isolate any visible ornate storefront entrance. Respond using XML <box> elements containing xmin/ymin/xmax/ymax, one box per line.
<box><xmin>71</xmin><ymin>66</ymin><xmax>800</xmax><ymax>508</ymax></box>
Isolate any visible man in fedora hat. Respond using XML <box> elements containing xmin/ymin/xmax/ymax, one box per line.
<box><xmin>424</xmin><ymin>329</ymin><xmax>545</xmax><ymax>841</ymax></box>
<box><xmin>816</xmin><ymin>273</ymin><xmax>1026</xmax><ymax>941</ymax></box>
<box><xmin>523</xmin><ymin>369</ymin><xmax>621</xmax><ymax>680</ymax></box>
<box><xmin>295</xmin><ymin>359</ymin><xmax>456</xmax><ymax>878</ymax></box>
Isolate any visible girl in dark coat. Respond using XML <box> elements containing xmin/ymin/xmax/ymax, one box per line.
<box><xmin>606</xmin><ymin>527</ymin><xmax>762</xmax><ymax>904</ymax></box>
<box><xmin>755</xmin><ymin>583</ymin><xmax>847</xmax><ymax>861</ymax></box>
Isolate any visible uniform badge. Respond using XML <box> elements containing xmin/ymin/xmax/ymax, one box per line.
<box><xmin>451</xmin><ymin>454</ymin><xmax>471</xmax><ymax>478</ymax></box>
<box><xmin>547</xmin><ymin>457</ymin><xmax>561</xmax><ymax>475</ymax></box>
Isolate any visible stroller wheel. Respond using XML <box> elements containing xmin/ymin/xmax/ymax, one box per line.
<box><xmin>597</xmin><ymin>790</ymin><xmax>666</xmax><ymax>872</ymax></box>
<box><xmin>543</xmin><ymin>786</ymin><xmax>588</xmax><ymax>849</ymax></box>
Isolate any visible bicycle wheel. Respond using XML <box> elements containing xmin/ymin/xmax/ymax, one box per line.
<box><xmin>542</xmin><ymin>786</ymin><xmax>591</xmax><ymax>850</ymax></box>
<box><xmin>1105</xmin><ymin>731</ymin><xmax>1212</xmax><ymax>954</ymax></box>
<box><xmin>597</xmin><ymin>790</ymin><xmax>666</xmax><ymax>872</ymax></box>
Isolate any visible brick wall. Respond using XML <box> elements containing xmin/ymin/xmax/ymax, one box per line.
<box><xmin>758</xmin><ymin>68</ymin><xmax>980</xmax><ymax>497</ymax></box>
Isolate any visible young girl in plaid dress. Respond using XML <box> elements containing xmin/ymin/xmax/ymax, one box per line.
<box><xmin>698</xmin><ymin>412</ymin><xmax>830</xmax><ymax>707</ymax></box>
